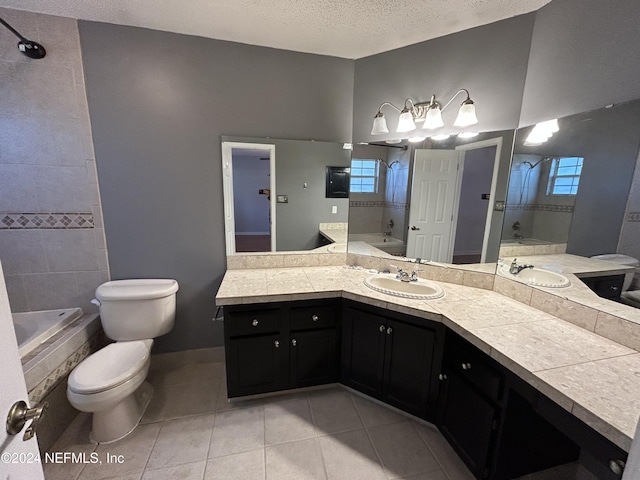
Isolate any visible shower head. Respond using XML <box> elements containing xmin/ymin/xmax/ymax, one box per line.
<box><xmin>378</xmin><ymin>159</ymin><xmax>399</xmax><ymax>169</ymax></box>
<box><xmin>0</xmin><ymin>17</ymin><xmax>46</xmax><ymax>59</ymax></box>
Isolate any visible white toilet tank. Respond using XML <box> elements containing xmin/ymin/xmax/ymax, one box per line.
<box><xmin>590</xmin><ymin>254</ymin><xmax>639</xmax><ymax>291</ymax></box>
<box><xmin>94</xmin><ymin>279</ymin><xmax>179</xmax><ymax>341</ymax></box>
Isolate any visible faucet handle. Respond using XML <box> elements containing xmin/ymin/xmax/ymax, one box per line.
<box><xmin>390</xmin><ymin>264</ymin><xmax>402</xmax><ymax>272</ymax></box>
<box><xmin>511</xmin><ymin>258</ymin><xmax>518</xmax><ymax>266</ymax></box>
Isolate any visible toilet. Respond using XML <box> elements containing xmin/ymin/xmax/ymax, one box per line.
<box><xmin>590</xmin><ymin>254</ymin><xmax>640</xmax><ymax>307</ymax></box>
<box><xmin>67</xmin><ymin>279</ymin><xmax>179</xmax><ymax>443</ymax></box>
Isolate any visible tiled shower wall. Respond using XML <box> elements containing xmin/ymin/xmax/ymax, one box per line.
<box><xmin>0</xmin><ymin>8</ymin><xmax>109</xmax><ymax>313</ymax></box>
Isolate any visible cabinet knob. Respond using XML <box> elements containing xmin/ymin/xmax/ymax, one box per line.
<box><xmin>312</xmin><ymin>315</ymin><xmax>319</xmax><ymax>322</ymax></box>
<box><xmin>252</xmin><ymin>319</ymin><xmax>259</xmax><ymax>327</ymax></box>
<box><xmin>461</xmin><ymin>362</ymin><xmax>472</xmax><ymax>370</ymax></box>
<box><xmin>274</xmin><ymin>340</ymin><xmax>280</xmax><ymax>348</ymax></box>
<box><xmin>379</xmin><ymin>325</ymin><xmax>386</xmax><ymax>332</ymax></box>
<box><xmin>291</xmin><ymin>339</ymin><xmax>297</xmax><ymax>347</ymax></box>
<box><xmin>386</xmin><ymin>327</ymin><xmax>393</xmax><ymax>335</ymax></box>
<box><xmin>438</xmin><ymin>373</ymin><xmax>448</xmax><ymax>381</ymax></box>
<box><xmin>608</xmin><ymin>459</ymin><xmax>625</xmax><ymax>476</ymax></box>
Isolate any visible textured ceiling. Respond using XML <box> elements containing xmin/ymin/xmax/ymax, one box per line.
<box><xmin>0</xmin><ymin>0</ymin><xmax>552</xmax><ymax>59</ymax></box>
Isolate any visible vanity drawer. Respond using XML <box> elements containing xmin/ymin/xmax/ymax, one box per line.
<box><xmin>225</xmin><ymin>307</ymin><xmax>281</xmax><ymax>337</ymax></box>
<box><xmin>445</xmin><ymin>343</ymin><xmax>503</xmax><ymax>402</ymax></box>
<box><xmin>289</xmin><ymin>302</ymin><xmax>338</xmax><ymax>330</ymax></box>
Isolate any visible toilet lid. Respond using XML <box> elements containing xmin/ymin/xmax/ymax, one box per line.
<box><xmin>68</xmin><ymin>341</ymin><xmax>150</xmax><ymax>394</ymax></box>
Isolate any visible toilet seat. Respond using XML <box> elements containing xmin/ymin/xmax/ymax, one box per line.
<box><xmin>68</xmin><ymin>341</ymin><xmax>151</xmax><ymax>394</ymax></box>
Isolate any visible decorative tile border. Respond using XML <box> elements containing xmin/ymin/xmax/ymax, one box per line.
<box><xmin>350</xmin><ymin>201</ymin><xmax>409</xmax><ymax>210</ymax></box>
<box><xmin>28</xmin><ymin>329</ymin><xmax>107</xmax><ymax>404</ymax></box>
<box><xmin>0</xmin><ymin>212</ymin><xmax>94</xmax><ymax>229</ymax></box>
<box><xmin>506</xmin><ymin>204</ymin><xmax>574</xmax><ymax>213</ymax></box>
<box><xmin>625</xmin><ymin>212</ymin><xmax>640</xmax><ymax>222</ymax></box>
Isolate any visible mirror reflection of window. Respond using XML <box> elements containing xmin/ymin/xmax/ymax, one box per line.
<box><xmin>350</xmin><ymin>159</ymin><xmax>379</xmax><ymax>193</ymax></box>
<box><xmin>547</xmin><ymin>157</ymin><xmax>583</xmax><ymax>196</ymax></box>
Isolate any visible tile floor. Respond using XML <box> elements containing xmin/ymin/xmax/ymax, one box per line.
<box><xmin>43</xmin><ymin>358</ymin><xmax>475</xmax><ymax>480</ymax></box>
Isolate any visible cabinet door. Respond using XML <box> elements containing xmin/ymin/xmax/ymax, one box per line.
<box><xmin>382</xmin><ymin>319</ymin><xmax>436</xmax><ymax>419</ymax></box>
<box><xmin>226</xmin><ymin>334</ymin><xmax>288</xmax><ymax>397</ymax></box>
<box><xmin>341</xmin><ymin>306</ymin><xmax>387</xmax><ymax>398</ymax></box>
<box><xmin>290</xmin><ymin>328</ymin><xmax>339</xmax><ymax>387</ymax></box>
<box><xmin>437</xmin><ymin>368</ymin><xmax>497</xmax><ymax>479</ymax></box>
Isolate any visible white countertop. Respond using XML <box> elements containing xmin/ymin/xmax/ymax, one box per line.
<box><xmin>217</xmin><ymin>264</ymin><xmax>640</xmax><ymax>452</ymax></box>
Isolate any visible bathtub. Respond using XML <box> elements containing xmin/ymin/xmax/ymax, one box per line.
<box><xmin>501</xmin><ymin>237</ymin><xmax>551</xmax><ymax>245</ymax></box>
<box><xmin>13</xmin><ymin>308</ymin><xmax>83</xmax><ymax>357</ymax></box>
<box><xmin>349</xmin><ymin>233</ymin><xmax>406</xmax><ymax>255</ymax></box>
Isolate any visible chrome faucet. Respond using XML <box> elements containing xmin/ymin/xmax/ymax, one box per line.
<box><xmin>509</xmin><ymin>258</ymin><xmax>534</xmax><ymax>275</ymax></box>
<box><xmin>390</xmin><ymin>265</ymin><xmax>417</xmax><ymax>282</ymax></box>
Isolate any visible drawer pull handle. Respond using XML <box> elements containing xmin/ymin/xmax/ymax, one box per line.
<box><xmin>438</xmin><ymin>374</ymin><xmax>447</xmax><ymax>381</ymax></box>
<box><xmin>312</xmin><ymin>315</ymin><xmax>319</xmax><ymax>322</ymax></box>
<box><xmin>461</xmin><ymin>362</ymin><xmax>472</xmax><ymax>370</ymax></box>
<box><xmin>291</xmin><ymin>339</ymin><xmax>297</xmax><ymax>347</ymax></box>
<box><xmin>379</xmin><ymin>325</ymin><xmax>386</xmax><ymax>332</ymax></box>
<box><xmin>386</xmin><ymin>327</ymin><xmax>393</xmax><ymax>335</ymax></box>
<box><xmin>274</xmin><ymin>340</ymin><xmax>280</xmax><ymax>348</ymax></box>
<box><xmin>608</xmin><ymin>459</ymin><xmax>625</xmax><ymax>476</ymax></box>
<box><xmin>252</xmin><ymin>319</ymin><xmax>259</xmax><ymax>327</ymax></box>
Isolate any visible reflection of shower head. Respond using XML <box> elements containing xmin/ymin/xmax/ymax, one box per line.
<box><xmin>378</xmin><ymin>159</ymin><xmax>399</xmax><ymax>169</ymax></box>
<box><xmin>523</xmin><ymin>156</ymin><xmax>553</xmax><ymax>170</ymax></box>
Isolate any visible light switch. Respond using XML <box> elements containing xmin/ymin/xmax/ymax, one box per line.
<box><xmin>332</xmin><ymin>206</ymin><xmax>338</xmax><ymax>214</ymax></box>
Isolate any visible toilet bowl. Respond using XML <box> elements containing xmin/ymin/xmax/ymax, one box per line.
<box><xmin>68</xmin><ymin>340</ymin><xmax>153</xmax><ymax>443</ymax></box>
<box><xmin>67</xmin><ymin>279</ymin><xmax>178</xmax><ymax>443</ymax></box>
<box><xmin>590</xmin><ymin>254</ymin><xmax>639</xmax><ymax>291</ymax></box>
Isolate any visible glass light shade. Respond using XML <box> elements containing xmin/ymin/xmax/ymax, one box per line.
<box><xmin>458</xmin><ymin>132</ymin><xmax>479</xmax><ymax>138</ymax></box>
<box><xmin>371</xmin><ymin>114</ymin><xmax>389</xmax><ymax>135</ymax></box>
<box><xmin>539</xmin><ymin>119</ymin><xmax>559</xmax><ymax>133</ymax></box>
<box><xmin>453</xmin><ymin>101</ymin><xmax>478</xmax><ymax>127</ymax></box>
<box><xmin>408</xmin><ymin>136</ymin><xmax>427</xmax><ymax>143</ymax></box>
<box><xmin>432</xmin><ymin>134</ymin><xmax>451</xmax><ymax>141</ymax></box>
<box><xmin>396</xmin><ymin>109</ymin><xmax>416</xmax><ymax>133</ymax></box>
<box><xmin>423</xmin><ymin>107</ymin><xmax>444</xmax><ymax>129</ymax></box>
<box><xmin>525</xmin><ymin>131</ymin><xmax>551</xmax><ymax>144</ymax></box>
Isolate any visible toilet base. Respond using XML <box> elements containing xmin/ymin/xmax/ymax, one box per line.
<box><xmin>90</xmin><ymin>381</ymin><xmax>153</xmax><ymax>444</ymax></box>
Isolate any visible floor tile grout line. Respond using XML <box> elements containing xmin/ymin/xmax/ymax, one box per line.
<box><xmin>307</xmin><ymin>393</ymin><xmax>331</xmax><ymax>480</ymax></box>
<box><xmin>347</xmin><ymin>390</ymin><xmax>389</xmax><ymax>478</ymax></box>
<box><xmin>409</xmin><ymin>420</ymin><xmax>454</xmax><ymax>479</ymax></box>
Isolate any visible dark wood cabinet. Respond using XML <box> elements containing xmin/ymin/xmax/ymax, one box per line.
<box><xmin>224</xmin><ymin>299</ymin><xmax>339</xmax><ymax>398</ymax></box>
<box><xmin>341</xmin><ymin>301</ymin><xmax>443</xmax><ymax>419</ymax></box>
<box><xmin>578</xmin><ymin>274</ymin><xmax>625</xmax><ymax>301</ymax></box>
<box><xmin>437</xmin><ymin>334</ymin><xmax>502</xmax><ymax>479</ymax></box>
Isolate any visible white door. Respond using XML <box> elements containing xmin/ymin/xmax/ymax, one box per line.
<box><xmin>406</xmin><ymin>149</ymin><xmax>461</xmax><ymax>262</ymax></box>
<box><xmin>0</xmin><ymin>260</ymin><xmax>45</xmax><ymax>479</ymax></box>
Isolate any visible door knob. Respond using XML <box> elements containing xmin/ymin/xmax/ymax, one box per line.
<box><xmin>6</xmin><ymin>400</ymin><xmax>48</xmax><ymax>441</ymax></box>
<box><xmin>411</xmin><ymin>226</ymin><xmax>420</xmax><ymax>231</ymax></box>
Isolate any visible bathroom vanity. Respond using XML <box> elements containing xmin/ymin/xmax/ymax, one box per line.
<box><xmin>217</xmin><ymin>264</ymin><xmax>638</xmax><ymax>480</ymax></box>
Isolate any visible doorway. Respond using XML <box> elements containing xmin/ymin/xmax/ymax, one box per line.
<box><xmin>221</xmin><ymin>142</ymin><xmax>276</xmax><ymax>255</ymax></box>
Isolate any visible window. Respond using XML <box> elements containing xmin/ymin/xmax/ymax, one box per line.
<box><xmin>547</xmin><ymin>157</ymin><xmax>583</xmax><ymax>196</ymax></box>
<box><xmin>350</xmin><ymin>159</ymin><xmax>379</xmax><ymax>193</ymax></box>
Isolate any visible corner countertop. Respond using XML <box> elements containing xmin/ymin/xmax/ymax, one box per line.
<box><xmin>318</xmin><ymin>223</ymin><xmax>348</xmax><ymax>244</ymax></box>
<box><xmin>216</xmin><ymin>265</ymin><xmax>640</xmax><ymax>452</ymax></box>
<box><xmin>506</xmin><ymin>253</ymin><xmax>635</xmax><ymax>278</ymax></box>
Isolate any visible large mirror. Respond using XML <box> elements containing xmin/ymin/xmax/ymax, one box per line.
<box><xmin>348</xmin><ymin>130</ymin><xmax>515</xmax><ymax>269</ymax></box>
<box><xmin>501</xmin><ymin>98</ymin><xmax>640</xmax><ymax>309</ymax></box>
<box><xmin>221</xmin><ymin>136</ymin><xmax>351</xmax><ymax>255</ymax></box>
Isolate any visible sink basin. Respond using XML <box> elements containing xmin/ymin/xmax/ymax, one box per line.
<box><xmin>497</xmin><ymin>265</ymin><xmax>570</xmax><ymax>288</ymax></box>
<box><xmin>364</xmin><ymin>275</ymin><xmax>445</xmax><ymax>300</ymax></box>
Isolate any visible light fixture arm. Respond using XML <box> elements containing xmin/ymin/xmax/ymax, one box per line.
<box><xmin>376</xmin><ymin>102</ymin><xmax>402</xmax><ymax>114</ymax></box>
<box><xmin>441</xmin><ymin>88</ymin><xmax>472</xmax><ymax>111</ymax></box>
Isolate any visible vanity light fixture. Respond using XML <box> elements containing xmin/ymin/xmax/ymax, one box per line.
<box><xmin>431</xmin><ymin>134</ymin><xmax>451</xmax><ymax>141</ymax></box>
<box><xmin>524</xmin><ymin>119</ymin><xmax>559</xmax><ymax>146</ymax></box>
<box><xmin>458</xmin><ymin>132</ymin><xmax>479</xmax><ymax>139</ymax></box>
<box><xmin>408</xmin><ymin>136</ymin><xmax>427</xmax><ymax>143</ymax></box>
<box><xmin>370</xmin><ymin>89</ymin><xmax>478</xmax><ymax>135</ymax></box>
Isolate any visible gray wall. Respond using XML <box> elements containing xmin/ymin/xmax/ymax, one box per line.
<box><xmin>352</xmin><ymin>14</ymin><xmax>535</xmax><ymax>143</ymax></box>
<box><xmin>520</xmin><ymin>0</ymin><xmax>640</xmax><ymax>126</ymax></box>
<box><xmin>0</xmin><ymin>8</ymin><xmax>108</xmax><ymax>314</ymax></box>
<box><xmin>453</xmin><ymin>147</ymin><xmax>496</xmax><ymax>256</ymax></box>
<box><xmin>79</xmin><ymin>22</ymin><xmax>354</xmax><ymax>351</ymax></box>
<box><xmin>232</xmin><ymin>156</ymin><xmax>270</xmax><ymax>235</ymax></box>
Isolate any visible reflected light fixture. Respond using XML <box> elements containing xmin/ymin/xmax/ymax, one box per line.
<box><xmin>524</xmin><ymin>119</ymin><xmax>559</xmax><ymax>146</ymax></box>
<box><xmin>371</xmin><ymin>89</ymin><xmax>478</xmax><ymax>136</ymax></box>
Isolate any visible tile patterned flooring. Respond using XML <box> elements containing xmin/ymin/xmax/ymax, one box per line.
<box><xmin>43</xmin><ymin>359</ymin><xmax>474</xmax><ymax>480</ymax></box>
